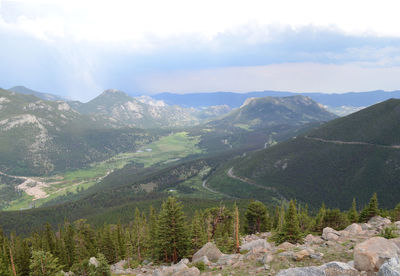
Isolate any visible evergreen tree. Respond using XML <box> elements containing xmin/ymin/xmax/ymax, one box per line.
<box><xmin>393</xmin><ymin>203</ymin><xmax>400</xmax><ymax>221</ymax></box>
<box><xmin>244</xmin><ymin>201</ymin><xmax>268</xmax><ymax>234</ymax></box>
<box><xmin>29</xmin><ymin>251</ymin><xmax>63</xmax><ymax>276</ymax></box>
<box><xmin>359</xmin><ymin>193</ymin><xmax>379</xmax><ymax>222</ymax></box>
<box><xmin>116</xmin><ymin>222</ymin><xmax>126</xmax><ymax>260</ymax></box>
<box><xmin>148</xmin><ymin>206</ymin><xmax>158</xmax><ymax>259</ymax></box>
<box><xmin>14</xmin><ymin>238</ymin><xmax>30</xmax><ymax>276</ymax></box>
<box><xmin>43</xmin><ymin>224</ymin><xmax>55</xmax><ymax>255</ymax></box>
<box><xmin>347</xmin><ymin>198</ymin><xmax>359</xmax><ymax>223</ymax></box>
<box><xmin>62</xmin><ymin>223</ymin><xmax>75</xmax><ymax>269</ymax></box>
<box><xmin>157</xmin><ymin>197</ymin><xmax>189</xmax><ymax>263</ymax></box>
<box><xmin>313</xmin><ymin>203</ymin><xmax>326</xmax><ymax>232</ymax></box>
<box><xmin>298</xmin><ymin>204</ymin><xmax>313</xmax><ymax>232</ymax></box>
<box><xmin>276</xmin><ymin>200</ymin><xmax>301</xmax><ymax>244</ymax></box>
<box><xmin>0</xmin><ymin>229</ymin><xmax>10</xmax><ymax>276</ymax></box>
<box><xmin>100</xmin><ymin>226</ymin><xmax>116</xmax><ymax>264</ymax></box>
<box><xmin>190</xmin><ymin>211</ymin><xmax>207</xmax><ymax>253</ymax></box>
<box><xmin>233</xmin><ymin>203</ymin><xmax>240</xmax><ymax>253</ymax></box>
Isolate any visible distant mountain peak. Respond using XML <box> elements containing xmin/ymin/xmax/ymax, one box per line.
<box><xmin>8</xmin><ymin>85</ymin><xmax>66</xmax><ymax>101</ymax></box>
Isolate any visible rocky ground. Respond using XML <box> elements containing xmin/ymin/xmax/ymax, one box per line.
<box><xmin>87</xmin><ymin>216</ymin><xmax>400</xmax><ymax>276</ymax></box>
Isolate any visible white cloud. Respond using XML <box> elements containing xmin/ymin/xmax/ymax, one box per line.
<box><xmin>2</xmin><ymin>0</ymin><xmax>400</xmax><ymax>47</ymax></box>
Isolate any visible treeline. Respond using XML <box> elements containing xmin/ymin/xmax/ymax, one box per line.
<box><xmin>1</xmin><ymin>194</ymin><xmax>400</xmax><ymax>275</ymax></box>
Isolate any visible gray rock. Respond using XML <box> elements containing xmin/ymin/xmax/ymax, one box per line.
<box><xmin>354</xmin><ymin>237</ymin><xmax>400</xmax><ymax>272</ymax></box>
<box><xmin>172</xmin><ymin>267</ymin><xmax>200</xmax><ymax>276</ymax></box>
<box><xmin>262</xmin><ymin>253</ymin><xmax>274</xmax><ymax>264</ymax></box>
<box><xmin>192</xmin><ymin>242</ymin><xmax>222</xmax><ymax>263</ymax></box>
<box><xmin>192</xmin><ymin>255</ymin><xmax>210</xmax><ymax>265</ymax></box>
<box><xmin>276</xmin><ymin>266</ymin><xmax>325</xmax><ymax>276</ymax></box>
<box><xmin>320</xmin><ymin>261</ymin><xmax>359</xmax><ymax>276</ymax></box>
<box><xmin>378</xmin><ymin>257</ymin><xmax>400</xmax><ymax>276</ymax></box>
<box><xmin>322</xmin><ymin>227</ymin><xmax>341</xmax><ymax>241</ymax></box>
<box><xmin>89</xmin><ymin>257</ymin><xmax>99</xmax><ymax>268</ymax></box>
<box><xmin>344</xmin><ymin>223</ymin><xmax>363</xmax><ymax>235</ymax></box>
<box><xmin>217</xmin><ymin>254</ymin><xmax>239</xmax><ymax>265</ymax></box>
<box><xmin>239</xmin><ymin>239</ymin><xmax>272</xmax><ymax>252</ymax></box>
<box><xmin>153</xmin><ymin>269</ymin><xmax>163</xmax><ymax>276</ymax></box>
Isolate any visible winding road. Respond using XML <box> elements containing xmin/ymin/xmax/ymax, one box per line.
<box><xmin>227</xmin><ymin>167</ymin><xmax>287</xmax><ymax>201</ymax></box>
<box><xmin>201</xmin><ymin>179</ymin><xmax>235</xmax><ymax>198</ymax></box>
<box><xmin>304</xmin><ymin>136</ymin><xmax>400</xmax><ymax>149</ymax></box>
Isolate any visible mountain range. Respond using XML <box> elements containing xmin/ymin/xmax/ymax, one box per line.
<box><xmin>1</xmin><ymin>85</ymin><xmax>400</xmax><ymax>234</ymax></box>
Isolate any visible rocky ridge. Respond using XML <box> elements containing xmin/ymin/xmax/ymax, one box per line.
<box><xmin>76</xmin><ymin>216</ymin><xmax>400</xmax><ymax>276</ymax></box>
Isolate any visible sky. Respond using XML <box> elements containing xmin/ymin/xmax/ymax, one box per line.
<box><xmin>2</xmin><ymin>0</ymin><xmax>400</xmax><ymax>101</ymax></box>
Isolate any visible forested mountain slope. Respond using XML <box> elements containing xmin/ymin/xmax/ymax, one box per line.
<box><xmin>223</xmin><ymin>99</ymin><xmax>400</xmax><ymax>209</ymax></box>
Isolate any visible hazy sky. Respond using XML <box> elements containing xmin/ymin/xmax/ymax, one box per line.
<box><xmin>2</xmin><ymin>0</ymin><xmax>400</xmax><ymax>101</ymax></box>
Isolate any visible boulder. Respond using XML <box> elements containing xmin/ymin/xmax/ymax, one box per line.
<box><xmin>395</xmin><ymin>222</ymin><xmax>400</xmax><ymax>230</ymax></box>
<box><xmin>304</xmin><ymin>234</ymin><xmax>323</xmax><ymax>244</ymax></box>
<box><xmin>239</xmin><ymin>239</ymin><xmax>272</xmax><ymax>252</ymax></box>
<box><xmin>369</xmin><ymin>216</ymin><xmax>392</xmax><ymax>230</ymax></box>
<box><xmin>360</xmin><ymin>223</ymin><xmax>373</xmax><ymax>230</ymax></box>
<box><xmin>172</xmin><ymin>267</ymin><xmax>200</xmax><ymax>276</ymax></box>
<box><xmin>344</xmin><ymin>223</ymin><xmax>363</xmax><ymax>235</ymax></box>
<box><xmin>392</xmin><ymin>238</ymin><xmax>400</xmax><ymax>250</ymax></box>
<box><xmin>110</xmin><ymin>260</ymin><xmax>135</xmax><ymax>275</ymax></box>
<box><xmin>89</xmin><ymin>257</ymin><xmax>99</xmax><ymax>268</ymax></box>
<box><xmin>277</xmin><ymin>242</ymin><xmax>296</xmax><ymax>250</ymax></box>
<box><xmin>320</xmin><ymin>261</ymin><xmax>359</xmax><ymax>276</ymax></box>
<box><xmin>192</xmin><ymin>255</ymin><xmax>210</xmax><ymax>265</ymax></box>
<box><xmin>322</xmin><ymin>227</ymin><xmax>341</xmax><ymax>241</ymax></box>
<box><xmin>276</xmin><ymin>266</ymin><xmax>325</xmax><ymax>276</ymax></box>
<box><xmin>378</xmin><ymin>257</ymin><xmax>400</xmax><ymax>276</ymax></box>
<box><xmin>354</xmin><ymin>237</ymin><xmax>400</xmax><ymax>272</ymax></box>
<box><xmin>192</xmin><ymin>242</ymin><xmax>222</xmax><ymax>263</ymax></box>
<box><xmin>293</xmin><ymin>249</ymin><xmax>311</xmax><ymax>261</ymax></box>
<box><xmin>216</xmin><ymin>254</ymin><xmax>239</xmax><ymax>265</ymax></box>
<box><xmin>262</xmin><ymin>253</ymin><xmax>274</xmax><ymax>264</ymax></box>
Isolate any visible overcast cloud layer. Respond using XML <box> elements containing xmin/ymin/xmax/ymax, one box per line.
<box><xmin>2</xmin><ymin>0</ymin><xmax>400</xmax><ymax>101</ymax></box>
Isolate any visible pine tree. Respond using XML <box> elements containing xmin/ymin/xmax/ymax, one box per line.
<box><xmin>132</xmin><ymin>208</ymin><xmax>148</xmax><ymax>261</ymax></box>
<box><xmin>298</xmin><ymin>204</ymin><xmax>312</xmax><ymax>232</ymax></box>
<box><xmin>14</xmin><ymin>237</ymin><xmax>30</xmax><ymax>276</ymax></box>
<box><xmin>359</xmin><ymin>193</ymin><xmax>379</xmax><ymax>222</ymax></box>
<box><xmin>276</xmin><ymin>200</ymin><xmax>301</xmax><ymax>244</ymax></box>
<box><xmin>62</xmin><ymin>223</ymin><xmax>75</xmax><ymax>269</ymax></box>
<box><xmin>148</xmin><ymin>206</ymin><xmax>158</xmax><ymax>259</ymax></box>
<box><xmin>0</xmin><ymin>229</ymin><xmax>11</xmax><ymax>276</ymax></box>
<box><xmin>100</xmin><ymin>226</ymin><xmax>116</xmax><ymax>264</ymax></box>
<box><xmin>116</xmin><ymin>222</ymin><xmax>126</xmax><ymax>260</ymax></box>
<box><xmin>244</xmin><ymin>201</ymin><xmax>268</xmax><ymax>234</ymax></box>
<box><xmin>394</xmin><ymin>203</ymin><xmax>400</xmax><ymax>221</ymax></box>
<box><xmin>157</xmin><ymin>197</ymin><xmax>189</xmax><ymax>263</ymax></box>
<box><xmin>348</xmin><ymin>198</ymin><xmax>359</xmax><ymax>223</ymax></box>
<box><xmin>190</xmin><ymin>211</ymin><xmax>207</xmax><ymax>253</ymax></box>
<box><xmin>314</xmin><ymin>203</ymin><xmax>326</xmax><ymax>232</ymax></box>
<box><xmin>29</xmin><ymin>251</ymin><xmax>63</xmax><ymax>276</ymax></box>
<box><xmin>233</xmin><ymin>203</ymin><xmax>240</xmax><ymax>253</ymax></box>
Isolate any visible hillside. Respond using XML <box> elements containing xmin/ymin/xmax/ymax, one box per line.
<box><xmin>216</xmin><ymin>99</ymin><xmax>400</xmax><ymax>209</ymax></box>
<box><xmin>208</xmin><ymin>95</ymin><xmax>336</xmax><ymax>130</ymax></box>
<box><xmin>8</xmin><ymin>85</ymin><xmax>66</xmax><ymax>101</ymax></box>
<box><xmin>75</xmin><ymin>89</ymin><xmax>201</xmax><ymax>128</ymax></box>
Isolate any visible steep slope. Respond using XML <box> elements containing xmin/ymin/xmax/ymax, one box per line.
<box><xmin>0</xmin><ymin>89</ymin><xmax>157</xmax><ymax>176</ymax></box>
<box><xmin>8</xmin><ymin>85</ymin><xmax>66</xmax><ymax>101</ymax></box>
<box><xmin>220</xmin><ymin>99</ymin><xmax>400</xmax><ymax>209</ymax></box>
<box><xmin>76</xmin><ymin>89</ymin><xmax>200</xmax><ymax>128</ymax></box>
